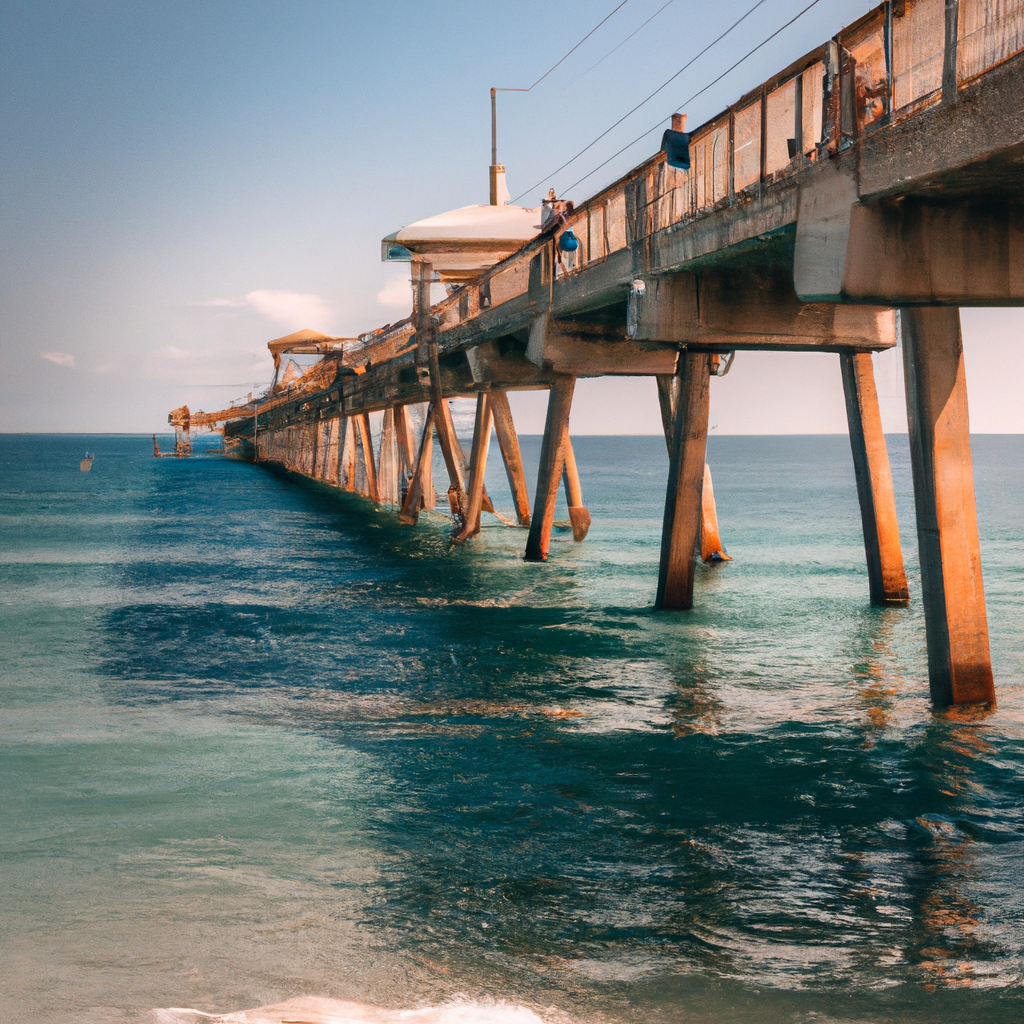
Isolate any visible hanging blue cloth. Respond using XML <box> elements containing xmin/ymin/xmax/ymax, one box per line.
<box><xmin>661</xmin><ymin>128</ymin><xmax>690</xmax><ymax>170</ymax></box>
<box><xmin>558</xmin><ymin>229</ymin><xmax>579</xmax><ymax>252</ymax></box>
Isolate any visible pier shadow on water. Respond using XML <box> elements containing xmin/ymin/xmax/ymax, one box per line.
<box><xmin>3</xmin><ymin>435</ymin><xmax>1022</xmax><ymax>1023</ymax></box>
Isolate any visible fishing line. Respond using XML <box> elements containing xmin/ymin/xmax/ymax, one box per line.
<box><xmin>560</xmin><ymin>0</ymin><xmax>824</xmax><ymax>196</ymax></box>
<box><xmin>510</xmin><ymin>0</ymin><xmax>772</xmax><ymax>203</ymax></box>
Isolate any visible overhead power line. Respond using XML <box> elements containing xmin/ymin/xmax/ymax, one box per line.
<box><xmin>511</xmin><ymin>0</ymin><xmax>771</xmax><ymax>203</ymax></box>
<box><xmin>497</xmin><ymin>0</ymin><xmax>634</xmax><ymax>96</ymax></box>
<box><xmin>562</xmin><ymin>0</ymin><xmax>679</xmax><ymax>91</ymax></box>
<box><xmin>561</xmin><ymin>0</ymin><xmax>824</xmax><ymax>196</ymax></box>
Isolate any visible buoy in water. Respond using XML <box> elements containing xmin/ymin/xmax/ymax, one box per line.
<box><xmin>80</xmin><ymin>453</ymin><xmax>94</xmax><ymax>472</ymax></box>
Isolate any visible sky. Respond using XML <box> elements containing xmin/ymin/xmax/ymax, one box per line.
<box><xmin>1</xmin><ymin>0</ymin><xmax>1021</xmax><ymax>435</ymax></box>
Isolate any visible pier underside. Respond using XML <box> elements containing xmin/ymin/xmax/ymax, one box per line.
<box><xmin>175</xmin><ymin>1</ymin><xmax>1024</xmax><ymax>707</ymax></box>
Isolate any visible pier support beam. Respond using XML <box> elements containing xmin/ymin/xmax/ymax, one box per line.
<box><xmin>840</xmin><ymin>351</ymin><xmax>910</xmax><ymax>605</ymax></box>
<box><xmin>525</xmin><ymin>376</ymin><xmax>576</xmax><ymax>562</ymax></box>
<box><xmin>561</xmin><ymin>436</ymin><xmax>591</xmax><ymax>542</ymax></box>
<box><xmin>658</xmin><ymin>371</ymin><xmax>728</xmax><ymax>563</ymax></box>
<box><xmin>656</xmin><ymin>352</ymin><xmax>711</xmax><ymax>610</ymax></box>
<box><xmin>340</xmin><ymin>417</ymin><xmax>356</xmax><ymax>491</ymax></box>
<box><xmin>901</xmin><ymin>307</ymin><xmax>994</xmax><ymax>706</ymax></box>
<box><xmin>490</xmin><ymin>390</ymin><xmax>531</xmax><ymax>526</ymax></box>
<box><xmin>394</xmin><ymin>404</ymin><xmax>417</xmax><ymax>498</ymax></box>
<box><xmin>378</xmin><ymin>407</ymin><xmax>399</xmax><ymax>505</ymax></box>
<box><xmin>434</xmin><ymin>397</ymin><xmax>469</xmax><ymax>518</ymax></box>
<box><xmin>699</xmin><ymin>464</ymin><xmax>731</xmax><ymax>563</ymax></box>
<box><xmin>655</xmin><ymin>374</ymin><xmax>678</xmax><ymax>455</ymax></box>
<box><xmin>399</xmin><ymin>405</ymin><xmax>435</xmax><ymax>525</ymax></box>
<box><xmin>455</xmin><ymin>393</ymin><xmax>493</xmax><ymax>542</ymax></box>
<box><xmin>356</xmin><ymin>413</ymin><xmax>379</xmax><ymax>502</ymax></box>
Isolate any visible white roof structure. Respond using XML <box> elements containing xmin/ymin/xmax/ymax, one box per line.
<box><xmin>382</xmin><ymin>190</ymin><xmax>543</xmax><ymax>282</ymax></box>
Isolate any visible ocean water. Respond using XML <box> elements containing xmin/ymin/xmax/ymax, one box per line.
<box><xmin>1</xmin><ymin>431</ymin><xmax>1022</xmax><ymax>1024</ymax></box>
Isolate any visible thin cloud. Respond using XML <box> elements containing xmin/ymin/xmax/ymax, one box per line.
<box><xmin>377</xmin><ymin>276</ymin><xmax>412</xmax><ymax>309</ymax></box>
<box><xmin>41</xmin><ymin>352</ymin><xmax>74</xmax><ymax>367</ymax></box>
<box><xmin>197</xmin><ymin>298</ymin><xmax>244</xmax><ymax>308</ymax></box>
<box><xmin>245</xmin><ymin>289</ymin><xmax>334</xmax><ymax>331</ymax></box>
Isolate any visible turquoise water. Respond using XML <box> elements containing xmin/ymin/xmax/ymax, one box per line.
<box><xmin>1</xmin><ymin>432</ymin><xmax>1022</xmax><ymax>1024</ymax></box>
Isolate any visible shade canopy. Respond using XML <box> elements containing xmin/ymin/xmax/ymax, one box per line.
<box><xmin>266</xmin><ymin>328</ymin><xmax>353</xmax><ymax>371</ymax></box>
<box><xmin>382</xmin><ymin>203</ymin><xmax>542</xmax><ymax>282</ymax></box>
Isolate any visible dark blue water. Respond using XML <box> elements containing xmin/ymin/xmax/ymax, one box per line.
<box><xmin>1</xmin><ymin>432</ymin><xmax>1022</xmax><ymax>1024</ymax></box>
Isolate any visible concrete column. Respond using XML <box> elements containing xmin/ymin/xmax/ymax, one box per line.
<box><xmin>525</xmin><ymin>376</ymin><xmax>576</xmax><ymax>562</ymax></box>
<box><xmin>656</xmin><ymin>352</ymin><xmax>711</xmax><ymax>610</ymax></box>
<box><xmin>840</xmin><ymin>351</ymin><xmax>910</xmax><ymax>605</ymax></box>
<box><xmin>901</xmin><ymin>307</ymin><xmax>994</xmax><ymax>706</ymax></box>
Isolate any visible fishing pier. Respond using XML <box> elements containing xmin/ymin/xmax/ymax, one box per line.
<box><xmin>170</xmin><ymin>0</ymin><xmax>1024</xmax><ymax>708</ymax></box>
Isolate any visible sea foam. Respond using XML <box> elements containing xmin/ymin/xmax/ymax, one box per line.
<box><xmin>154</xmin><ymin>997</ymin><xmax>557</xmax><ymax>1024</ymax></box>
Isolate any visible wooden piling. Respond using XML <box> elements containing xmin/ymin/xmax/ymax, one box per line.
<box><xmin>339</xmin><ymin>417</ymin><xmax>356</xmax><ymax>491</ymax></box>
<box><xmin>561</xmin><ymin>435</ymin><xmax>591</xmax><ymax>542</ymax></box>
<box><xmin>455</xmin><ymin>393</ymin><xmax>493</xmax><ymax>542</ymax></box>
<box><xmin>399</xmin><ymin>404</ymin><xmax>435</xmax><ymax>525</ymax></box>
<box><xmin>655</xmin><ymin>373</ymin><xmax>679</xmax><ymax>455</ymax></box>
<box><xmin>419</xmin><ymin>406</ymin><xmax>435</xmax><ymax>510</ymax></box>
<box><xmin>318</xmin><ymin>418</ymin><xmax>331</xmax><ymax>479</ymax></box>
<box><xmin>420</xmin><ymin>262</ymin><xmax>469</xmax><ymax>518</ymax></box>
<box><xmin>433</xmin><ymin>397</ymin><xmax>468</xmax><ymax>517</ymax></box>
<box><xmin>356</xmin><ymin>413</ymin><xmax>379</xmax><ymax>502</ymax></box>
<box><xmin>840</xmin><ymin>350</ymin><xmax>909</xmax><ymax>605</ymax></box>
<box><xmin>699</xmin><ymin>464</ymin><xmax>731</xmax><ymax>562</ymax></box>
<box><xmin>378</xmin><ymin>407</ymin><xmax>399</xmax><ymax>504</ymax></box>
<box><xmin>901</xmin><ymin>307</ymin><xmax>994</xmax><ymax>706</ymax></box>
<box><xmin>394</xmin><ymin>404</ymin><xmax>417</xmax><ymax>489</ymax></box>
<box><xmin>656</xmin><ymin>352</ymin><xmax>711</xmax><ymax>610</ymax></box>
<box><xmin>323</xmin><ymin>417</ymin><xmax>339</xmax><ymax>484</ymax></box>
<box><xmin>490</xmin><ymin>390</ymin><xmax>531</xmax><ymax>526</ymax></box>
<box><xmin>525</xmin><ymin>376</ymin><xmax>576</xmax><ymax>562</ymax></box>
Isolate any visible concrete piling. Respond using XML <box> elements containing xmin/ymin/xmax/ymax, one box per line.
<box><xmin>656</xmin><ymin>353</ymin><xmax>711</xmax><ymax>610</ymax></box>
<box><xmin>901</xmin><ymin>308</ymin><xmax>995</xmax><ymax>706</ymax></box>
<box><xmin>840</xmin><ymin>350</ymin><xmax>910</xmax><ymax>606</ymax></box>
